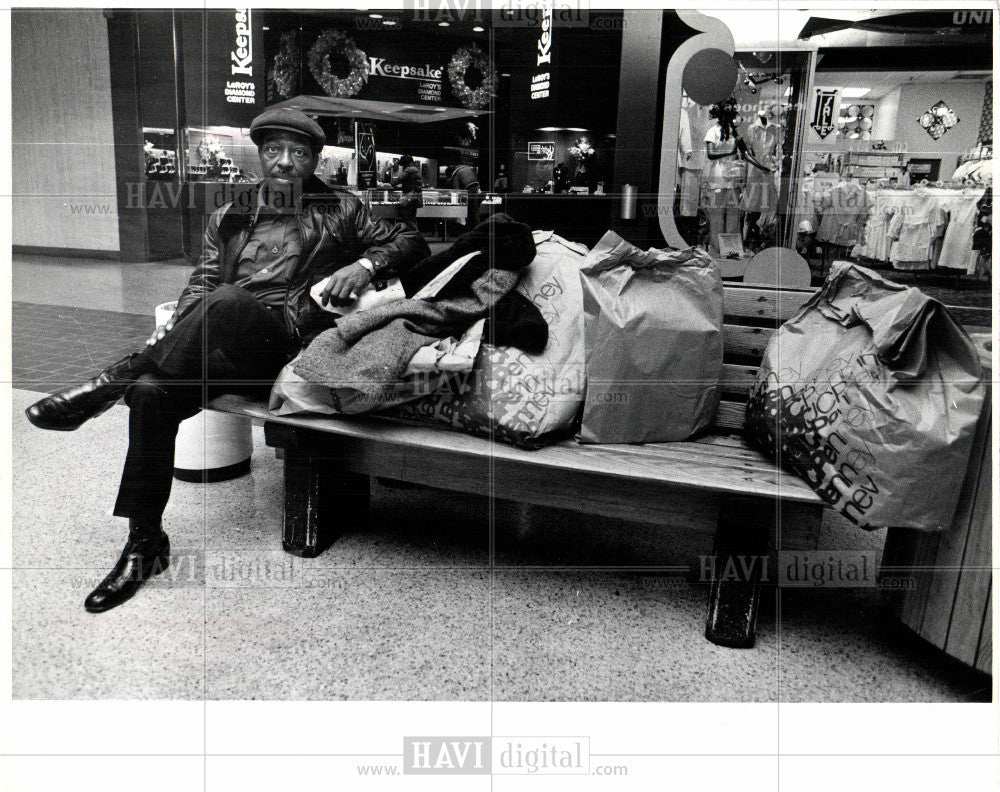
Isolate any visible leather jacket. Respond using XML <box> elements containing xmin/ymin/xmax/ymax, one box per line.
<box><xmin>175</xmin><ymin>176</ymin><xmax>430</xmax><ymax>340</ymax></box>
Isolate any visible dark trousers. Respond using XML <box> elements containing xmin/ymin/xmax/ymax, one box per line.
<box><xmin>112</xmin><ymin>285</ymin><xmax>294</xmax><ymax>523</ymax></box>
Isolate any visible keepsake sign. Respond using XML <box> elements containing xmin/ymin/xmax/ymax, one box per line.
<box><xmin>206</xmin><ymin>8</ymin><xmax>264</xmax><ymax>126</ymax></box>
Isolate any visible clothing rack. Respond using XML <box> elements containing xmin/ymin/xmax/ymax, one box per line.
<box><xmin>871</xmin><ymin>182</ymin><xmax>985</xmax><ymax>193</ymax></box>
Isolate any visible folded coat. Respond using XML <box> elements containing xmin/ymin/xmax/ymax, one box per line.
<box><xmin>293</xmin><ymin>214</ymin><xmax>540</xmax><ymax>412</ymax></box>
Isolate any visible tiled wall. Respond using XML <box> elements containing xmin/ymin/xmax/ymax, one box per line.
<box><xmin>12</xmin><ymin>10</ymin><xmax>119</xmax><ymax>252</ymax></box>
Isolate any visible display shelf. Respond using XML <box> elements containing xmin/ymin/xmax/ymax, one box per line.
<box><xmin>836</xmin><ymin>150</ymin><xmax>906</xmax><ymax>185</ymax></box>
<box><xmin>365</xmin><ymin>188</ymin><xmax>468</xmax><ymax>207</ymax></box>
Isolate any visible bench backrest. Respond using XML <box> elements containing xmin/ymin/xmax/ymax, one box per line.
<box><xmin>715</xmin><ymin>284</ymin><xmax>816</xmax><ymax>431</ymax></box>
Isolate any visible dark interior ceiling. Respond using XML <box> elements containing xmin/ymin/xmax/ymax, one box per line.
<box><xmin>260</xmin><ymin>9</ymin><xmax>626</xmax><ymax>71</ymax></box>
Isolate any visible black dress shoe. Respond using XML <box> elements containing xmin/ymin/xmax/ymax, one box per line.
<box><xmin>84</xmin><ymin>532</ymin><xmax>170</xmax><ymax>614</ymax></box>
<box><xmin>25</xmin><ymin>353</ymin><xmax>145</xmax><ymax>431</ymax></box>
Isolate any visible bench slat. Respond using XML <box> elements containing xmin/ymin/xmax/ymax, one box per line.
<box><xmin>211</xmin><ymin>397</ymin><xmax>821</xmax><ymax>505</ymax></box>
<box><xmin>722</xmin><ymin>324</ymin><xmax>774</xmax><ymax>361</ymax></box>
<box><xmin>715</xmin><ymin>400</ymin><xmax>747</xmax><ymax>431</ymax></box>
<box><xmin>721</xmin><ymin>363</ymin><xmax>757</xmax><ymax>398</ymax></box>
<box><xmin>723</xmin><ymin>286</ymin><xmax>813</xmax><ymax>323</ymax></box>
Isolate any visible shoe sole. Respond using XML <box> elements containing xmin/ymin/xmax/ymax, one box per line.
<box><xmin>25</xmin><ymin>400</ymin><xmax>118</xmax><ymax>432</ymax></box>
<box><xmin>25</xmin><ymin>413</ymin><xmax>85</xmax><ymax>431</ymax></box>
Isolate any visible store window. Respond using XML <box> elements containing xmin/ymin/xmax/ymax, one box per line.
<box><xmin>142</xmin><ymin>128</ymin><xmax>178</xmax><ymax>181</ymax></box>
<box><xmin>672</xmin><ymin>50</ymin><xmax>809</xmax><ymax>258</ymax></box>
<box><xmin>184</xmin><ymin>126</ymin><xmax>257</xmax><ymax>183</ymax></box>
<box><xmin>794</xmin><ymin>63</ymin><xmax>992</xmax><ymax>279</ymax></box>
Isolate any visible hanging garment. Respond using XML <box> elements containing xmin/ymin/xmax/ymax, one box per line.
<box><xmin>678</xmin><ymin>104</ymin><xmax>711</xmax><ymax>217</ymax></box>
<box><xmin>678</xmin><ymin>170</ymin><xmax>701</xmax><ymax>217</ymax></box>
<box><xmin>793</xmin><ymin>174</ymin><xmax>831</xmax><ymax>236</ymax></box>
<box><xmin>740</xmin><ymin>119</ymin><xmax>781</xmax><ymax>214</ymax></box>
<box><xmin>678</xmin><ymin>105</ymin><xmax>693</xmax><ymax>169</ymax></box>
<box><xmin>937</xmin><ymin>191</ymin><xmax>985</xmax><ymax>274</ymax></box>
<box><xmin>817</xmin><ymin>180</ymin><xmax>872</xmax><ymax>247</ymax></box>
<box><xmin>887</xmin><ymin>192</ymin><xmax>948</xmax><ymax>269</ymax></box>
<box><xmin>679</xmin><ymin>103</ymin><xmax>711</xmax><ymax>170</ymax></box>
<box><xmin>852</xmin><ymin>190</ymin><xmax>891</xmax><ymax>261</ymax></box>
<box><xmin>973</xmin><ymin>187</ymin><xmax>992</xmax><ymax>248</ymax></box>
<box><xmin>972</xmin><ymin>187</ymin><xmax>992</xmax><ymax>278</ymax></box>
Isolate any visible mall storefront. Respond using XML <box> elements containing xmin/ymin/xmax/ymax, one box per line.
<box><xmin>18</xmin><ymin>7</ymin><xmax>992</xmax><ymax>285</ymax></box>
<box><xmin>107</xmin><ymin>9</ymin><xmax>505</xmax><ymax>260</ymax></box>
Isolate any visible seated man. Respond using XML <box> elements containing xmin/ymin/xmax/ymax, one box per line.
<box><xmin>25</xmin><ymin>107</ymin><xmax>430</xmax><ymax>613</ymax></box>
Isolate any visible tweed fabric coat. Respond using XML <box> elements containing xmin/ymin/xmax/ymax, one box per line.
<box><xmin>292</xmin><ymin>215</ymin><xmax>536</xmax><ymax>412</ymax></box>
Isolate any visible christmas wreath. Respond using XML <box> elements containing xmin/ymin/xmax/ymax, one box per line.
<box><xmin>447</xmin><ymin>45</ymin><xmax>498</xmax><ymax>110</ymax></box>
<box><xmin>268</xmin><ymin>31</ymin><xmax>300</xmax><ymax>99</ymax></box>
<box><xmin>308</xmin><ymin>29</ymin><xmax>368</xmax><ymax>98</ymax></box>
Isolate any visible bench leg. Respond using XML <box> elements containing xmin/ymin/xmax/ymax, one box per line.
<box><xmin>265</xmin><ymin>423</ymin><xmax>370</xmax><ymax>558</ymax></box>
<box><xmin>705</xmin><ymin>496</ymin><xmax>773</xmax><ymax>648</ymax></box>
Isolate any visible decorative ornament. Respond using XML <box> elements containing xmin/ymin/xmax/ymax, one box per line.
<box><xmin>268</xmin><ymin>31</ymin><xmax>300</xmax><ymax>99</ymax></box>
<box><xmin>447</xmin><ymin>45</ymin><xmax>498</xmax><ymax>110</ymax></box>
<box><xmin>919</xmin><ymin>101</ymin><xmax>959</xmax><ymax>140</ymax></box>
<box><xmin>568</xmin><ymin>137</ymin><xmax>594</xmax><ymax>162</ymax></box>
<box><xmin>308</xmin><ymin>28</ymin><xmax>368</xmax><ymax>98</ymax></box>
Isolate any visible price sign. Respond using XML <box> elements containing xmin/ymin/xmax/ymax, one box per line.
<box><xmin>528</xmin><ymin>142</ymin><xmax>556</xmax><ymax>161</ymax></box>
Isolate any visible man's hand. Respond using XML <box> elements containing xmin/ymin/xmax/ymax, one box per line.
<box><xmin>147</xmin><ymin>312</ymin><xmax>177</xmax><ymax>346</ymax></box>
<box><xmin>320</xmin><ymin>261</ymin><xmax>373</xmax><ymax>307</ymax></box>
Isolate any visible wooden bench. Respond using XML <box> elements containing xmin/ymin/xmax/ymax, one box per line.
<box><xmin>211</xmin><ymin>282</ymin><xmax>827</xmax><ymax>649</ymax></box>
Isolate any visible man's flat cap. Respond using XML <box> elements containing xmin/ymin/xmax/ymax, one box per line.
<box><xmin>249</xmin><ymin>108</ymin><xmax>325</xmax><ymax>149</ymax></box>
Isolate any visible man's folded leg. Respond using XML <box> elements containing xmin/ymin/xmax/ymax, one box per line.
<box><xmin>24</xmin><ymin>352</ymin><xmax>156</xmax><ymax>431</ymax></box>
<box><xmin>88</xmin><ymin>289</ymin><xmax>292</xmax><ymax>612</ymax></box>
<box><xmin>25</xmin><ymin>284</ymin><xmax>292</xmax><ymax>431</ymax></box>
<box><xmin>145</xmin><ymin>283</ymin><xmax>293</xmax><ymax>389</ymax></box>
<box><xmin>112</xmin><ymin>375</ymin><xmax>201</xmax><ymax>523</ymax></box>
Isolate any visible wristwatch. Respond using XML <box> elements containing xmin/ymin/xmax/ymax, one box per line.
<box><xmin>357</xmin><ymin>257</ymin><xmax>377</xmax><ymax>275</ymax></box>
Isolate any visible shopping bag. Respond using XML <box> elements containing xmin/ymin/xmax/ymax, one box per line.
<box><xmin>744</xmin><ymin>262</ymin><xmax>987</xmax><ymax>530</ymax></box>
<box><xmin>577</xmin><ymin>231</ymin><xmax>723</xmax><ymax>443</ymax></box>
<box><xmin>391</xmin><ymin>231</ymin><xmax>590</xmax><ymax>448</ymax></box>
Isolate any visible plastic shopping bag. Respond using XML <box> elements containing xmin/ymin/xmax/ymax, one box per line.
<box><xmin>744</xmin><ymin>262</ymin><xmax>987</xmax><ymax>530</ymax></box>
<box><xmin>577</xmin><ymin>231</ymin><xmax>723</xmax><ymax>443</ymax></box>
<box><xmin>392</xmin><ymin>231</ymin><xmax>589</xmax><ymax>448</ymax></box>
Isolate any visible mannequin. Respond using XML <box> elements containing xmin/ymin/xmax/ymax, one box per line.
<box><xmin>703</xmin><ymin>99</ymin><xmax>775</xmax><ymax>255</ymax></box>
<box><xmin>678</xmin><ymin>97</ymin><xmax>711</xmax><ymax>219</ymax></box>
<box><xmin>740</xmin><ymin>102</ymin><xmax>782</xmax><ymax>248</ymax></box>
<box><xmin>703</xmin><ymin>101</ymin><xmax>741</xmax><ymax>253</ymax></box>
<box><xmin>703</xmin><ymin>97</ymin><xmax>774</xmax><ymax>254</ymax></box>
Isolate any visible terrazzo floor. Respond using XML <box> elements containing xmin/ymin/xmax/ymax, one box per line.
<box><xmin>8</xmin><ymin>253</ymin><xmax>993</xmax><ymax>701</ymax></box>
